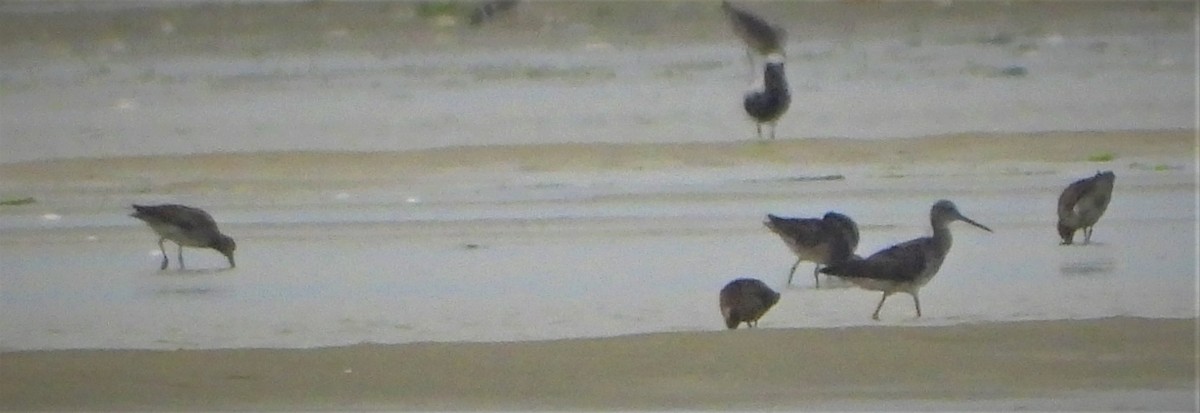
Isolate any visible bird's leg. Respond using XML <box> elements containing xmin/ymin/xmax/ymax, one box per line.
<box><xmin>912</xmin><ymin>292</ymin><xmax>921</xmax><ymax>318</ymax></box>
<box><xmin>756</xmin><ymin>123</ymin><xmax>763</xmax><ymax>140</ymax></box>
<box><xmin>157</xmin><ymin>238</ymin><xmax>169</xmax><ymax>270</ymax></box>
<box><xmin>769</xmin><ymin>123</ymin><xmax>777</xmax><ymax>140</ymax></box>
<box><xmin>786</xmin><ymin>258</ymin><xmax>802</xmax><ymax>285</ymax></box>
<box><xmin>811</xmin><ymin>264</ymin><xmax>821</xmax><ymax>289</ymax></box>
<box><xmin>872</xmin><ymin>292</ymin><xmax>891</xmax><ymax>321</ymax></box>
<box><xmin>177</xmin><ymin>244</ymin><xmax>185</xmax><ymax>270</ymax></box>
<box><xmin>1083</xmin><ymin>226</ymin><xmax>1093</xmax><ymax>244</ymax></box>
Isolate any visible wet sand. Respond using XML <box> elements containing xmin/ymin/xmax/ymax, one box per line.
<box><xmin>0</xmin><ymin>129</ymin><xmax>1192</xmax><ymax>193</ymax></box>
<box><xmin>1</xmin><ymin>317</ymin><xmax>1195</xmax><ymax>410</ymax></box>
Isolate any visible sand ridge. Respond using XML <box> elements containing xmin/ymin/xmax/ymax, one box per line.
<box><xmin>1</xmin><ymin>129</ymin><xmax>1192</xmax><ymax>183</ymax></box>
<box><xmin>0</xmin><ymin>317</ymin><xmax>1194</xmax><ymax>410</ymax></box>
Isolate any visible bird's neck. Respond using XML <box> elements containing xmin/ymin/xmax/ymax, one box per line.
<box><xmin>765</xmin><ymin>73</ymin><xmax>788</xmax><ymax>92</ymax></box>
<box><xmin>931</xmin><ymin>219</ymin><xmax>953</xmax><ymax>250</ymax></box>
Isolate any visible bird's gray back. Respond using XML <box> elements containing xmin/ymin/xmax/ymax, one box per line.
<box><xmin>720</xmin><ymin>278</ymin><xmax>779</xmax><ymax>313</ymax></box>
<box><xmin>132</xmin><ymin>204</ymin><xmax>223</xmax><ymax>245</ymax></box>
<box><xmin>824</xmin><ymin>236</ymin><xmax>936</xmax><ymax>287</ymax></box>
<box><xmin>1058</xmin><ymin>172</ymin><xmax>1115</xmax><ymax>227</ymax></box>
<box><xmin>764</xmin><ymin>215</ymin><xmax>824</xmax><ymax>247</ymax></box>
<box><xmin>824</xmin><ymin>212</ymin><xmax>860</xmax><ymax>254</ymax></box>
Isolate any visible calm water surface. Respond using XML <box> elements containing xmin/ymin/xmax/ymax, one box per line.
<box><xmin>2</xmin><ymin>170</ymin><xmax>1194</xmax><ymax>351</ymax></box>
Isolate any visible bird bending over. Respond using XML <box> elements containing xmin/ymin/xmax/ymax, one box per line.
<box><xmin>1057</xmin><ymin>171</ymin><xmax>1115</xmax><ymax>245</ymax></box>
<box><xmin>743</xmin><ymin>53</ymin><xmax>790</xmax><ymax>140</ymax></box>
<box><xmin>763</xmin><ymin>211</ymin><xmax>859</xmax><ymax>288</ymax></box>
<box><xmin>721</xmin><ymin>1</ymin><xmax>786</xmax><ymax>80</ymax></box>
<box><xmin>819</xmin><ymin>200</ymin><xmax>991</xmax><ymax>320</ymax></box>
<box><xmin>131</xmin><ymin>204</ymin><xmax>236</xmax><ymax>270</ymax></box>
<box><xmin>719</xmin><ymin>278</ymin><xmax>780</xmax><ymax>329</ymax></box>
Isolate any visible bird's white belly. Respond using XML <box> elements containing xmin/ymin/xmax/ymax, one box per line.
<box><xmin>790</xmin><ymin>242</ymin><xmax>831</xmax><ymax>263</ymax></box>
<box><xmin>149</xmin><ymin>224</ymin><xmax>207</xmax><ymax>247</ymax></box>
<box><xmin>779</xmin><ymin>234</ymin><xmax>831</xmax><ymax>260</ymax></box>
<box><xmin>845</xmin><ymin>277</ymin><xmax>900</xmax><ymax>292</ymax></box>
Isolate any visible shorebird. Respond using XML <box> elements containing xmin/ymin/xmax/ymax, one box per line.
<box><xmin>721</xmin><ymin>0</ymin><xmax>786</xmax><ymax>80</ymax></box>
<box><xmin>743</xmin><ymin>53</ymin><xmax>790</xmax><ymax>140</ymax></box>
<box><xmin>719</xmin><ymin>278</ymin><xmax>780</xmax><ymax>329</ymax></box>
<box><xmin>1057</xmin><ymin>171</ymin><xmax>1115</xmax><ymax>245</ymax></box>
<box><xmin>763</xmin><ymin>211</ymin><xmax>859</xmax><ymax>288</ymax></box>
<box><xmin>131</xmin><ymin>204</ymin><xmax>236</xmax><ymax>270</ymax></box>
<box><xmin>819</xmin><ymin>200</ymin><xmax>992</xmax><ymax>320</ymax></box>
<box><xmin>468</xmin><ymin>0</ymin><xmax>518</xmax><ymax>26</ymax></box>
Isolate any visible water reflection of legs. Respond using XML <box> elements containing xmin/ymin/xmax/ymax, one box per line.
<box><xmin>1059</xmin><ymin>260</ymin><xmax>1115</xmax><ymax>276</ymax></box>
<box><xmin>1059</xmin><ymin>256</ymin><xmax>1116</xmax><ymax>277</ymax></box>
<box><xmin>1057</xmin><ymin>237</ymin><xmax>1118</xmax><ymax>276</ymax></box>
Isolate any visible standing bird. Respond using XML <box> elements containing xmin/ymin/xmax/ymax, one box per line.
<box><xmin>721</xmin><ymin>0</ymin><xmax>786</xmax><ymax>80</ymax></box>
<box><xmin>1057</xmin><ymin>171</ymin><xmax>1115</xmax><ymax>245</ymax></box>
<box><xmin>719</xmin><ymin>278</ymin><xmax>781</xmax><ymax>329</ymax></box>
<box><xmin>819</xmin><ymin>200</ymin><xmax>992</xmax><ymax>320</ymax></box>
<box><xmin>743</xmin><ymin>53</ymin><xmax>790</xmax><ymax>140</ymax></box>
<box><xmin>131</xmin><ymin>204</ymin><xmax>236</xmax><ymax>270</ymax></box>
<box><xmin>763</xmin><ymin>211</ymin><xmax>860</xmax><ymax>288</ymax></box>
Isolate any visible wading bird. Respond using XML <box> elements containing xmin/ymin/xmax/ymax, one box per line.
<box><xmin>719</xmin><ymin>278</ymin><xmax>780</xmax><ymax>329</ymax></box>
<box><xmin>131</xmin><ymin>204</ymin><xmax>236</xmax><ymax>270</ymax></box>
<box><xmin>1057</xmin><ymin>171</ymin><xmax>1115</xmax><ymax>245</ymax></box>
<box><xmin>764</xmin><ymin>211</ymin><xmax>859</xmax><ymax>288</ymax></box>
<box><xmin>819</xmin><ymin>200</ymin><xmax>991</xmax><ymax>320</ymax></box>
<box><xmin>743</xmin><ymin>53</ymin><xmax>790</xmax><ymax>140</ymax></box>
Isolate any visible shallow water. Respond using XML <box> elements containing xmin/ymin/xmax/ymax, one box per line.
<box><xmin>1</xmin><ymin>167</ymin><xmax>1194</xmax><ymax>351</ymax></box>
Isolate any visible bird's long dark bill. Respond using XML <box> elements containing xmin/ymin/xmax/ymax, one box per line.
<box><xmin>960</xmin><ymin>215</ymin><xmax>993</xmax><ymax>232</ymax></box>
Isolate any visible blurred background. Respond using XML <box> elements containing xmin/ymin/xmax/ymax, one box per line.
<box><xmin>1</xmin><ymin>1</ymin><xmax>1194</xmax><ymax>163</ymax></box>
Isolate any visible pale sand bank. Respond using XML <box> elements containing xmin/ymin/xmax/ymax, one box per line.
<box><xmin>1</xmin><ymin>129</ymin><xmax>1193</xmax><ymax>185</ymax></box>
<box><xmin>1</xmin><ymin>317</ymin><xmax>1195</xmax><ymax>410</ymax></box>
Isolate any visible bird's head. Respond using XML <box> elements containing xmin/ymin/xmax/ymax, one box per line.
<box><xmin>1056</xmin><ymin>220</ymin><xmax>1075</xmax><ymax>244</ymax></box>
<box><xmin>721</xmin><ymin>306</ymin><xmax>739</xmax><ymax>329</ymax></box>
<box><xmin>212</xmin><ymin>235</ymin><xmax>237</xmax><ymax>268</ymax></box>
<box><xmin>932</xmin><ymin>200</ymin><xmax>993</xmax><ymax>233</ymax></box>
